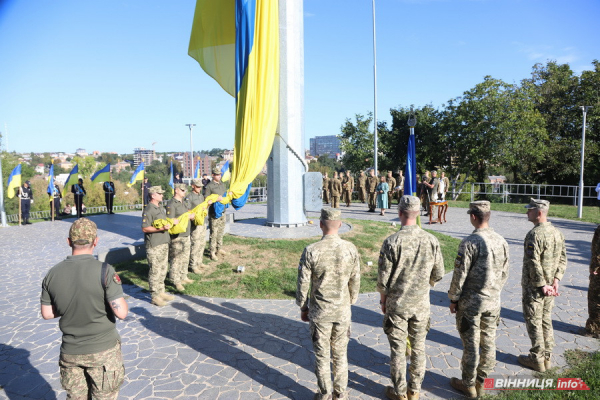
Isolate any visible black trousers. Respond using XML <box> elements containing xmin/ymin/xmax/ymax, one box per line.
<box><xmin>105</xmin><ymin>193</ymin><xmax>114</xmax><ymax>213</ymax></box>
<box><xmin>21</xmin><ymin>199</ymin><xmax>31</xmax><ymax>219</ymax></box>
<box><xmin>74</xmin><ymin>195</ymin><xmax>84</xmax><ymax>218</ymax></box>
<box><xmin>51</xmin><ymin>197</ymin><xmax>61</xmax><ymax>219</ymax></box>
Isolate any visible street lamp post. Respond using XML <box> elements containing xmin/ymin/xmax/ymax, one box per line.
<box><xmin>185</xmin><ymin>124</ymin><xmax>196</xmax><ymax>179</ymax></box>
<box><xmin>577</xmin><ymin>106</ymin><xmax>592</xmax><ymax>219</ymax></box>
<box><xmin>372</xmin><ymin>0</ymin><xmax>378</xmax><ymax>175</ymax></box>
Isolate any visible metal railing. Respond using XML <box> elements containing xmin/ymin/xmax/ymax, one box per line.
<box><xmin>452</xmin><ymin>182</ymin><xmax>598</xmax><ymax>204</ymax></box>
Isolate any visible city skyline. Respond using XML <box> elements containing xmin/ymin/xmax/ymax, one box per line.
<box><xmin>1</xmin><ymin>0</ymin><xmax>599</xmax><ymax>154</ymax></box>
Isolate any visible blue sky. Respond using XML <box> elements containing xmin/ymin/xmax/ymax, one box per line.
<box><xmin>1</xmin><ymin>0</ymin><xmax>598</xmax><ymax>155</ymax></box>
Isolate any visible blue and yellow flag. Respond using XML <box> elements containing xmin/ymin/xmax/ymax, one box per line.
<box><xmin>47</xmin><ymin>164</ymin><xmax>55</xmax><ymax>195</ymax></box>
<box><xmin>404</xmin><ymin>132</ymin><xmax>417</xmax><ymax>196</ymax></box>
<box><xmin>62</xmin><ymin>164</ymin><xmax>80</xmax><ymax>196</ymax></box>
<box><xmin>7</xmin><ymin>164</ymin><xmax>21</xmax><ymax>199</ymax></box>
<box><xmin>221</xmin><ymin>160</ymin><xmax>231</xmax><ymax>182</ymax></box>
<box><xmin>189</xmin><ymin>0</ymin><xmax>279</xmax><ymax>212</ymax></box>
<box><xmin>128</xmin><ymin>162</ymin><xmax>144</xmax><ymax>187</ymax></box>
<box><xmin>168</xmin><ymin>162</ymin><xmax>174</xmax><ymax>195</ymax></box>
<box><xmin>91</xmin><ymin>164</ymin><xmax>111</xmax><ymax>184</ymax></box>
<box><xmin>194</xmin><ymin>160</ymin><xmax>201</xmax><ymax>179</ymax></box>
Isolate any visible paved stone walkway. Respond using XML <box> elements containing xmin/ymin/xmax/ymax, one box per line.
<box><xmin>0</xmin><ymin>204</ymin><xmax>598</xmax><ymax>399</ymax></box>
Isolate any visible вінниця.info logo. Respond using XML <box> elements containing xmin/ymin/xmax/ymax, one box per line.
<box><xmin>484</xmin><ymin>377</ymin><xmax>590</xmax><ymax>391</ymax></box>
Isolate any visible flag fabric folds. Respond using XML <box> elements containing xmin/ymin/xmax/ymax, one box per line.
<box><xmin>188</xmin><ymin>0</ymin><xmax>279</xmax><ymax>216</ymax></box>
<box><xmin>7</xmin><ymin>164</ymin><xmax>21</xmax><ymax>199</ymax></box>
<box><xmin>47</xmin><ymin>164</ymin><xmax>55</xmax><ymax>195</ymax></box>
<box><xmin>169</xmin><ymin>162</ymin><xmax>175</xmax><ymax>195</ymax></box>
<box><xmin>91</xmin><ymin>164</ymin><xmax>111</xmax><ymax>184</ymax></box>
<box><xmin>194</xmin><ymin>161</ymin><xmax>201</xmax><ymax>179</ymax></box>
<box><xmin>404</xmin><ymin>132</ymin><xmax>417</xmax><ymax>196</ymax></box>
<box><xmin>221</xmin><ymin>160</ymin><xmax>231</xmax><ymax>182</ymax></box>
<box><xmin>62</xmin><ymin>165</ymin><xmax>80</xmax><ymax>196</ymax></box>
<box><xmin>128</xmin><ymin>162</ymin><xmax>144</xmax><ymax>187</ymax></box>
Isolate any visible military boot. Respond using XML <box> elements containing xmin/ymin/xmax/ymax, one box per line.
<box><xmin>518</xmin><ymin>354</ymin><xmax>545</xmax><ymax>372</ymax></box>
<box><xmin>159</xmin><ymin>292</ymin><xmax>175</xmax><ymax>301</ymax></box>
<box><xmin>151</xmin><ymin>297</ymin><xmax>168</xmax><ymax>307</ymax></box>
<box><xmin>175</xmin><ymin>283</ymin><xmax>185</xmax><ymax>292</ymax></box>
<box><xmin>385</xmin><ymin>386</ymin><xmax>408</xmax><ymax>400</ymax></box>
<box><xmin>450</xmin><ymin>378</ymin><xmax>477</xmax><ymax>399</ymax></box>
<box><xmin>407</xmin><ymin>390</ymin><xmax>419</xmax><ymax>400</ymax></box>
<box><xmin>544</xmin><ymin>355</ymin><xmax>552</xmax><ymax>370</ymax></box>
<box><xmin>313</xmin><ymin>394</ymin><xmax>332</xmax><ymax>400</ymax></box>
<box><xmin>182</xmin><ymin>278</ymin><xmax>194</xmax><ymax>284</ymax></box>
<box><xmin>217</xmin><ymin>249</ymin><xmax>227</xmax><ymax>256</ymax></box>
<box><xmin>210</xmin><ymin>252</ymin><xmax>219</xmax><ymax>261</ymax></box>
<box><xmin>333</xmin><ymin>391</ymin><xmax>347</xmax><ymax>400</ymax></box>
<box><xmin>475</xmin><ymin>381</ymin><xmax>484</xmax><ymax>398</ymax></box>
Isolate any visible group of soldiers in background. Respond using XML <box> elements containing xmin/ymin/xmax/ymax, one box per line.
<box><xmin>141</xmin><ymin>167</ymin><xmax>226</xmax><ymax>307</ymax></box>
<box><xmin>298</xmin><ymin>197</ymin><xmax>568</xmax><ymax>400</ymax></box>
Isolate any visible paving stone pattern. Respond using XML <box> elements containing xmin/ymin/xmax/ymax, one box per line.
<box><xmin>0</xmin><ymin>205</ymin><xmax>598</xmax><ymax>399</ymax></box>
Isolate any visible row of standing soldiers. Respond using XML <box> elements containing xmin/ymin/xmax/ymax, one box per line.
<box><xmin>322</xmin><ymin>169</ymin><xmax>405</xmax><ymax>210</ymax></box>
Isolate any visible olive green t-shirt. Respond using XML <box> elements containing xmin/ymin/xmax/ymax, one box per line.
<box><xmin>142</xmin><ymin>202</ymin><xmax>170</xmax><ymax>248</ymax></box>
<box><xmin>166</xmin><ymin>197</ymin><xmax>191</xmax><ymax>238</ymax></box>
<box><xmin>40</xmin><ymin>254</ymin><xmax>123</xmax><ymax>355</ymax></box>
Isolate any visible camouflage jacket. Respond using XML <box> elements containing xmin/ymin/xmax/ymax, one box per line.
<box><xmin>522</xmin><ymin>222</ymin><xmax>567</xmax><ymax>288</ymax></box>
<box><xmin>329</xmin><ymin>178</ymin><xmax>342</xmax><ymax>196</ymax></box>
<box><xmin>591</xmin><ymin>225</ymin><xmax>600</xmax><ymax>275</ymax></box>
<box><xmin>296</xmin><ymin>234</ymin><xmax>361</xmax><ymax>323</ymax></box>
<box><xmin>377</xmin><ymin>225</ymin><xmax>444</xmax><ymax>315</ymax></box>
<box><xmin>366</xmin><ymin>176</ymin><xmax>379</xmax><ymax>193</ymax></box>
<box><xmin>448</xmin><ymin>227</ymin><xmax>510</xmax><ymax>312</ymax></box>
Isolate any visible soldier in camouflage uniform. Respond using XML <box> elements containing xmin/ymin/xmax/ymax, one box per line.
<box><xmin>358</xmin><ymin>171</ymin><xmax>367</xmax><ymax>203</ymax></box>
<box><xmin>297</xmin><ymin>207</ymin><xmax>361</xmax><ymax>400</ymax></box>
<box><xmin>386</xmin><ymin>171</ymin><xmax>396</xmax><ymax>209</ymax></box>
<box><xmin>40</xmin><ymin>218</ymin><xmax>128</xmax><ymax>399</ymax></box>
<box><xmin>396</xmin><ymin>170</ymin><xmax>405</xmax><ymax>201</ymax></box>
<box><xmin>378</xmin><ymin>195</ymin><xmax>445</xmax><ymax>400</ymax></box>
<box><xmin>366</xmin><ymin>169</ymin><xmax>379</xmax><ymax>212</ymax></box>
<box><xmin>187</xmin><ymin>179</ymin><xmax>207</xmax><ymax>274</ymax></box>
<box><xmin>342</xmin><ymin>171</ymin><xmax>354</xmax><ymax>207</ymax></box>
<box><xmin>142</xmin><ymin>186</ymin><xmax>175</xmax><ymax>306</ymax></box>
<box><xmin>448</xmin><ymin>201</ymin><xmax>510</xmax><ymax>398</ymax></box>
<box><xmin>585</xmin><ymin>225</ymin><xmax>600</xmax><ymax>336</ymax></box>
<box><xmin>518</xmin><ymin>199</ymin><xmax>567</xmax><ymax>372</ymax></box>
<box><xmin>204</xmin><ymin>166</ymin><xmax>228</xmax><ymax>260</ymax></box>
<box><xmin>329</xmin><ymin>172</ymin><xmax>342</xmax><ymax>209</ymax></box>
<box><xmin>323</xmin><ymin>172</ymin><xmax>330</xmax><ymax>204</ymax></box>
<box><xmin>166</xmin><ymin>183</ymin><xmax>196</xmax><ymax>291</ymax></box>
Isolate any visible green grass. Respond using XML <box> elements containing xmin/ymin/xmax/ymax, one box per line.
<box><xmin>114</xmin><ymin>218</ymin><xmax>462</xmax><ymax>299</ymax></box>
<box><xmin>449</xmin><ymin>200</ymin><xmax>600</xmax><ymax>224</ymax></box>
<box><xmin>475</xmin><ymin>350</ymin><xmax>600</xmax><ymax>400</ymax></box>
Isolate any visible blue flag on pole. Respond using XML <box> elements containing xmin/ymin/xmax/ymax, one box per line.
<box><xmin>47</xmin><ymin>164</ymin><xmax>55</xmax><ymax>195</ymax></box>
<box><xmin>169</xmin><ymin>162</ymin><xmax>174</xmax><ymax>195</ymax></box>
<box><xmin>194</xmin><ymin>160</ymin><xmax>201</xmax><ymax>179</ymax></box>
<box><xmin>62</xmin><ymin>164</ymin><xmax>80</xmax><ymax>196</ymax></box>
<box><xmin>404</xmin><ymin>132</ymin><xmax>417</xmax><ymax>196</ymax></box>
<box><xmin>128</xmin><ymin>162</ymin><xmax>144</xmax><ymax>187</ymax></box>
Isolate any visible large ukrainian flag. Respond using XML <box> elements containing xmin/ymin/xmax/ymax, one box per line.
<box><xmin>188</xmin><ymin>0</ymin><xmax>279</xmax><ymax>205</ymax></box>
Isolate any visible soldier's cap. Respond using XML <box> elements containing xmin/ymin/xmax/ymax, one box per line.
<box><xmin>320</xmin><ymin>207</ymin><xmax>341</xmax><ymax>221</ymax></box>
<box><xmin>174</xmin><ymin>183</ymin><xmax>187</xmax><ymax>191</ymax></box>
<box><xmin>524</xmin><ymin>198</ymin><xmax>550</xmax><ymax>211</ymax></box>
<box><xmin>212</xmin><ymin>167</ymin><xmax>222</xmax><ymax>175</ymax></box>
<box><xmin>148</xmin><ymin>186</ymin><xmax>165</xmax><ymax>195</ymax></box>
<box><xmin>399</xmin><ymin>195</ymin><xmax>421</xmax><ymax>212</ymax></box>
<box><xmin>24</xmin><ymin>180</ymin><xmax>31</xmax><ymax>185</ymax></box>
<box><xmin>69</xmin><ymin>218</ymin><xmax>97</xmax><ymax>245</ymax></box>
<box><xmin>467</xmin><ymin>200</ymin><xmax>491</xmax><ymax>214</ymax></box>
<box><xmin>192</xmin><ymin>178</ymin><xmax>203</xmax><ymax>187</ymax></box>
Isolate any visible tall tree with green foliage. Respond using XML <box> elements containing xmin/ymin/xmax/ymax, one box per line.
<box><xmin>339</xmin><ymin>113</ymin><xmax>374</xmax><ymax>173</ymax></box>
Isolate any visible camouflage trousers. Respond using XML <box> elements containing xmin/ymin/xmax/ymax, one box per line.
<box><xmin>358</xmin><ymin>187</ymin><xmax>366</xmax><ymax>203</ymax></box>
<box><xmin>323</xmin><ymin>189</ymin><xmax>330</xmax><ymax>204</ymax></box>
<box><xmin>342</xmin><ymin>190</ymin><xmax>352</xmax><ymax>206</ymax></box>
<box><xmin>59</xmin><ymin>341</ymin><xmax>124</xmax><ymax>400</ymax></box>
<box><xmin>189</xmin><ymin>223</ymin><xmax>207</xmax><ymax>271</ymax></box>
<box><xmin>209</xmin><ymin>215</ymin><xmax>225</xmax><ymax>254</ymax></box>
<box><xmin>310</xmin><ymin>320</ymin><xmax>351</xmax><ymax>397</ymax></box>
<box><xmin>169</xmin><ymin>236</ymin><xmax>191</xmax><ymax>284</ymax></box>
<box><xmin>331</xmin><ymin>196</ymin><xmax>340</xmax><ymax>209</ymax></box>
<box><xmin>368</xmin><ymin>192</ymin><xmax>377</xmax><ymax>210</ymax></box>
<box><xmin>586</xmin><ymin>270</ymin><xmax>600</xmax><ymax>334</ymax></box>
<box><xmin>147</xmin><ymin>243</ymin><xmax>169</xmax><ymax>298</ymax></box>
<box><xmin>456</xmin><ymin>307</ymin><xmax>500</xmax><ymax>386</ymax></box>
<box><xmin>522</xmin><ymin>288</ymin><xmax>555</xmax><ymax>360</ymax></box>
<box><xmin>384</xmin><ymin>312</ymin><xmax>430</xmax><ymax>393</ymax></box>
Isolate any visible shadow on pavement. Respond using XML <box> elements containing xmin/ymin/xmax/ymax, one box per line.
<box><xmin>0</xmin><ymin>344</ymin><xmax>56</xmax><ymax>400</ymax></box>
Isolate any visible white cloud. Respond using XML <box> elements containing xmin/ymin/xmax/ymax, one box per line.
<box><xmin>512</xmin><ymin>41</ymin><xmax>579</xmax><ymax>65</ymax></box>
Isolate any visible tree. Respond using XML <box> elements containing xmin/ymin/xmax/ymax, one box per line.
<box><xmin>339</xmin><ymin>113</ymin><xmax>374</xmax><ymax>173</ymax></box>
<box><xmin>71</xmin><ymin>156</ymin><xmax>97</xmax><ymax>178</ymax></box>
<box><xmin>577</xmin><ymin>60</ymin><xmax>600</xmax><ymax>185</ymax></box>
